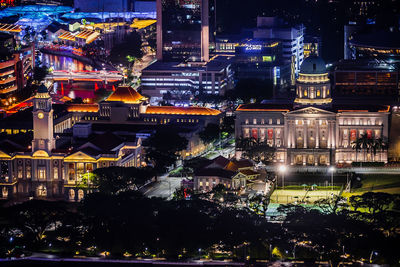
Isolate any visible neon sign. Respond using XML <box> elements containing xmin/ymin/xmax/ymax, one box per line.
<box><xmin>245</xmin><ymin>44</ymin><xmax>262</xmax><ymax>51</ymax></box>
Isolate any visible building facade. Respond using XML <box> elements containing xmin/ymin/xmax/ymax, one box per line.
<box><xmin>253</xmin><ymin>17</ymin><xmax>304</xmax><ymax>76</ymax></box>
<box><xmin>0</xmin><ymin>33</ymin><xmax>34</xmax><ymax>98</ymax></box>
<box><xmin>141</xmin><ymin>56</ymin><xmax>234</xmax><ymax>104</ymax></box>
<box><xmin>0</xmin><ymin>85</ymin><xmax>143</xmax><ymax>201</ymax></box>
<box><xmin>235</xmin><ymin>56</ymin><xmax>390</xmax><ymax>165</ymax></box>
<box><xmin>156</xmin><ymin>0</ymin><xmax>208</xmax><ymax>62</ymax></box>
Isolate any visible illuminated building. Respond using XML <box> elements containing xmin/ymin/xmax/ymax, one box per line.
<box><xmin>156</xmin><ymin>0</ymin><xmax>209</xmax><ymax>62</ymax></box>
<box><xmin>294</xmin><ymin>56</ymin><xmax>332</xmax><ymax>106</ymax></box>
<box><xmin>303</xmin><ymin>36</ymin><xmax>321</xmax><ymax>58</ymax></box>
<box><xmin>253</xmin><ymin>17</ymin><xmax>304</xmax><ymax>76</ymax></box>
<box><xmin>234</xmin><ymin>39</ymin><xmax>290</xmax><ymax>89</ymax></box>
<box><xmin>0</xmin><ymin>33</ymin><xmax>35</xmax><ymax>98</ymax></box>
<box><xmin>332</xmin><ymin>59</ymin><xmax>399</xmax><ymax>102</ymax></box>
<box><xmin>193</xmin><ymin>155</ymin><xmax>260</xmax><ymax>192</ymax></box>
<box><xmin>235</xmin><ymin>56</ymin><xmax>390</xmax><ymax>166</ymax></box>
<box><xmin>0</xmin><ymin>85</ymin><xmax>143</xmax><ymax>200</ymax></box>
<box><xmin>141</xmin><ymin>55</ymin><xmax>234</xmax><ymax>104</ymax></box>
<box><xmin>348</xmin><ymin>31</ymin><xmax>400</xmax><ymax>60</ymax></box>
<box><xmin>74</xmin><ymin>0</ymin><xmax>136</xmax><ymax>12</ymax></box>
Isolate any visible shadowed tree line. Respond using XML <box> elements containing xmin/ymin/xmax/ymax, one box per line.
<box><xmin>0</xmin><ymin>170</ymin><xmax>399</xmax><ymax>266</ymax></box>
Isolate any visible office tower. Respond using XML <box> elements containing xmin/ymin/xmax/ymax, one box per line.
<box><xmin>156</xmin><ymin>0</ymin><xmax>209</xmax><ymax>62</ymax></box>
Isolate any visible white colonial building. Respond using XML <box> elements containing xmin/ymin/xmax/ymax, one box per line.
<box><xmin>235</xmin><ymin>56</ymin><xmax>390</xmax><ymax>166</ymax></box>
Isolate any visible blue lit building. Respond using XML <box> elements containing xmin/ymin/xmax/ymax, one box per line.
<box><xmin>234</xmin><ymin>39</ymin><xmax>291</xmax><ymax>89</ymax></box>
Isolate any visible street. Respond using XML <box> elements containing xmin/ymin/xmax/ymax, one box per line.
<box><xmin>142</xmin><ymin>177</ymin><xmax>183</xmax><ymax>199</ymax></box>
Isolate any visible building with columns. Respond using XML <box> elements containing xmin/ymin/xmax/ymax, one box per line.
<box><xmin>0</xmin><ymin>85</ymin><xmax>143</xmax><ymax>201</ymax></box>
<box><xmin>235</xmin><ymin>56</ymin><xmax>390</xmax><ymax>166</ymax></box>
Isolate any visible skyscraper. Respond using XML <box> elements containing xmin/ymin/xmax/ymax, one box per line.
<box><xmin>156</xmin><ymin>0</ymin><xmax>209</xmax><ymax>62</ymax></box>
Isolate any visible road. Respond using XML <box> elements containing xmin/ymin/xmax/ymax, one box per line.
<box><xmin>142</xmin><ymin>177</ymin><xmax>183</xmax><ymax>199</ymax></box>
<box><xmin>46</xmin><ymin>70</ymin><xmax>123</xmax><ymax>82</ymax></box>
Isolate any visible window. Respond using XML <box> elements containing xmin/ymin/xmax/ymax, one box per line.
<box><xmin>199</xmin><ymin>181</ymin><xmax>203</xmax><ymax>186</ymax></box>
<box><xmin>253</xmin><ymin>118</ymin><xmax>257</xmax><ymax>124</ymax></box>
<box><xmin>245</xmin><ymin>119</ymin><xmax>249</xmax><ymax>125</ymax></box>
<box><xmin>69</xmin><ymin>189</ymin><xmax>75</xmax><ymax>200</ymax></box>
<box><xmin>38</xmin><ymin>168</ymin><xmax>46</xmax><ymax>179</ymax></box>
<box><xmin>269</xmin><ymin>118</ymin><xmax>272</xmax><ymax>124</ymax></box>
<box><xmin>304</xmin><ymin>90</ymin><xmax>308</xmax><ymax>96</ymax></box>
<box><xmin>78</xmin><ymin>189</ymin><xmax>84</xmax><ymax>201</ymax></box>
<box><xmin>53</xmin><ymin>167</ymin><xmax>58</xmax><ymax>179</ymax></box>
<box><xmin>17</xmin><ymin>167</ymin><xmax>23</xmax><ymax>179</ymax></box>
<box><xmin>317</xmin><ymin>90</ymin><xmax>320</xmax><ymax>97</ymax></box>
<box><xmin>277</xmin><ymin>119</ymin><xmax>280</xmax><ymax>125</ymax></box>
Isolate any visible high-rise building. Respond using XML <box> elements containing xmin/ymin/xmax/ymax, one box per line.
<box><xmin>253</xmin><ymin>17</ymin><xmax>304</xmax><ymax>76</ymax></box>
<box><xmin>156</xmin><ymin>0</ymin><xmax>209</xmax><ymax>62</ymax></box>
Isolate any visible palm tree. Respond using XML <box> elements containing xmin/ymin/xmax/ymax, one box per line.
<box><xmin>351</xmin><ymin>133</ymin><xmax>371</xmax><ymax>165</ymax></box>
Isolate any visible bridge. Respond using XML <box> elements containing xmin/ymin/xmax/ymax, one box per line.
<box><xmin>46</xmin><ymin>70</ymin><xmax>124</xmax><ymax>83</ymax></box>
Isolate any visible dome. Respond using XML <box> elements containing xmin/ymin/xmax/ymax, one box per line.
<box><xmin>300</xmin><ymin>56</ymin><xmax>327</xmax><ymax>74</ymax></box>
<box><xmin>37</xmin><ymin>84</ymin><xmax>48</xmax><ymax>93</ymax></box>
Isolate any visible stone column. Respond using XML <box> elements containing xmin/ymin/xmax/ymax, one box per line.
<box><xmin>316</xmin><ymin>120</ymin><xmax>319</xmax><ymax>148</ymax></box>
<box><xmin>303</xmin><ymin>120</ymin><xmax>307</xmax><ymax>148</ymax></box>
<box><xmin>327</xmin><ymin>121</ymin><xmax>332</xmax><ymax>148</ymax></box>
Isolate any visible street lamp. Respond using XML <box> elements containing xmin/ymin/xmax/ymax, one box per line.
<box><xmin>329</xmin><ymin>166</ymin><xmax>335</xmax><ymax>192</ymax></box>
<box><xmin>278</xmin><ymin>165</ymin><xmax>287</xmax><ymax>190</ymax></box>
<box><xmin>369</xmin><ymin>250</ymin><xmax>378</xmax><ymax>263</ymax></box>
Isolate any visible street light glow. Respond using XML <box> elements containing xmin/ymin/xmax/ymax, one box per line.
<box><xmin>329</xmin><ymin>166</ymin><xmax>336</xmax><ymax>172</ymax></box>
<box><xmin>278</xmin><ymin>165</ymin><xmax>287</xmax><ymax>173</ymax></box>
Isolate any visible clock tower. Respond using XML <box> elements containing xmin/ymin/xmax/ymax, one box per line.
<box><xmin>32</xmin><ymin>84</ymin><xmax>55</xmax><ymax>152</ymax></box>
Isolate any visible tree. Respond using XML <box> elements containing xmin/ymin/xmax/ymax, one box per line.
<box><xmin>91</xmin><ymin>167</ymin><xmax>155</xmax><ymax>195</ymax></box>
<box><xmin>33</xmin><ymin>66</ymin><xmax>49</xmax><ymax>84</ymax></box>
<box><xmin>236</xmin><ymin>137</ymin><xmax>276</xmax><ymax>163</ymax></box>
<box><xmin>145</xmin><ymin>129</ymin><xmax>188</xmax><ymax>173</ymax></box>
<box><xmin>109</xmin><ymin>32</ymin><xmax>143</xmax><ymax>67</ymax></box>
<box><xmin>0</xmin><ymin>200</ymin><xmax>69</xmax><ymax>247</ymax></box>
<box><xmin>199</xmin><ymin>123</ymin><xmax>220</xmax><ymax>144</ymax></box>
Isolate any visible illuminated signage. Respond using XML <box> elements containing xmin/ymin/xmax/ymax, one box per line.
<box><xmin>245</xmin><ymin>44</ymin><xmax>262</xmax><ymax>51</ymax></box>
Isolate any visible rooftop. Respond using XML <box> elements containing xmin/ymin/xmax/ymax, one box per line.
<box><xmin>300</xmin><ymin>55</ymin><xmax>327</xmax><ymax>74</ymax></box>
<box><xmin>145</xmin><ymin>106</ymin><xmax>221</xmax><ymax>116</ymax></box>
<box><xmin>106</xmin><ymin>85</ymin><xmax>147</xmax><ymax>104</ymax></box>
<box><xmin>350</xmin><ymin>31</ymin><xmax>400</xmax><ymax>49</ymax></box>
<box><xmin>143</xmin><ymin>56</ymin><xmax>233</xmax><ymax>72</ymax></box>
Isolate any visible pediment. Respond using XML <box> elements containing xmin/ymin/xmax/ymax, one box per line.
<box><xmin>32</xmin><ymin>150</ymin><xmax>49</xmax><ymax>158</ymax></box>
<box><xmin>0</xmin><ymin>150</ymin><xmax>11</xmax><ymax>158</ymax></box>
<box><xmin>287</xmin><ymin>107</ymin><xmax>335</xmax><ymax>116</ymax></box>
<box><xmin>64</xmin><ymin>151</ymin><xmax>96</xmax><ymax>161</ymax></box>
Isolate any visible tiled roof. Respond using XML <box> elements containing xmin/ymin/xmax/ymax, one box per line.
<box><xmin>195</xmin><ymin>168</ymin><xmax>236</xmax><ymax>179</ymax></box>
<box><xmin>106</xmin><ymin>85</ymin><xmax>147</xmax><ymax>104</ymax></box>
<box><xmin>145</xmin><ymin>106</ymin><xmax>221</xmax><ymax>116</ymax></box>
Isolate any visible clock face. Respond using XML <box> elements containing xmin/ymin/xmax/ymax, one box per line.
<box><xmin>38</xmin><ymin>112</ymin><xmax>44</xmax><ymax>119</ymax></box>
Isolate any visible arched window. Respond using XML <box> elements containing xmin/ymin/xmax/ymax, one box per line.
<box><xmin>69</xmin><ymin>189</ymin><xmax>75</xmax><ymax>200</ymax></box>
<box><xmin>304</xmin><ymin>90</ymin><xmax>308</xmax><ymax>97</ymax></box>
<box><xmin>78</xmin><ymin>190</ymin><xmax>84</xmax><ymax>201</ymax></box>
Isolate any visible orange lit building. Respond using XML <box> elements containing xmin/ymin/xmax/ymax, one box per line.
<box><xmin>0</xmin><ymin>33</ymin><xmax>35</xmax><ymax>98</ymax></box>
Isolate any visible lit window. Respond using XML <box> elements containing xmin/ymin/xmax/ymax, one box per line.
<box><xmin>38</xmin><ymin>168</ymin><xmax>46</xmax><ymax>179</ymax></box>
<box><xmin>253</xmin><ymin>118</ymin><xmax>257</xmax><ymax>124</ymax></box>
<box><xmin>317</xmin><ymin>90</ymin><xmax>320</xmax><ymax>97</ymax></box>
<box><xmin>277</xmin><ymin>119</ymin><xmax>280</xmax><ymax>125</ymax></box>
<box><xmin>269</xmin><ymin>119</ymin><xmax>272</xmax><ymax>124</ymax></box>
<box><xmin>53</xmin><ymin>167</ymin><xmax>58</xmax><ymax>179</ymax></box>
<box><xmin>304</xmin><ymin>90</ymin><xmax>308</xmax><ymax>96</ymax></box>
